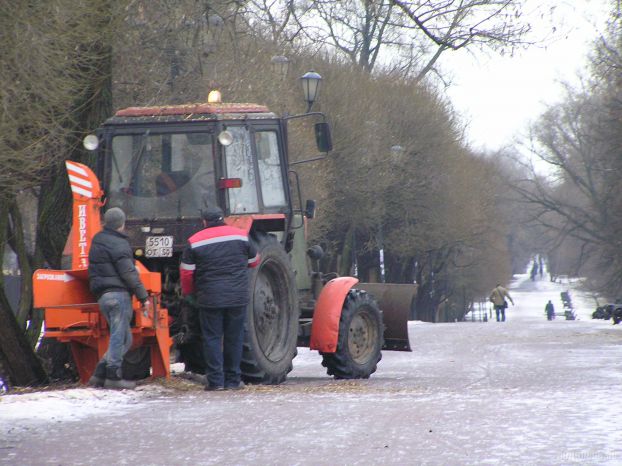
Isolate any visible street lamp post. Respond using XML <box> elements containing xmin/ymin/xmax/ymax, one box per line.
<box><xmin>270</xmin><ymin>55</ymin><xmax>290</xmax><ymax>81</ymax></box>
<box><xmin>300</xmin><ymin>70</ymin><xmax>322</xmax><ymax>113</ymax></box>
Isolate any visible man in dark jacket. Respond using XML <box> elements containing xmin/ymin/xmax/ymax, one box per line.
<box><xmin>545</xmin><ymin>300</ymin><xmax>555</xmax><ymax>320</ymax></box>
<box><xmin>87</xmin><ymin>207</ymin><xmax>149</xmax><ymax>389</ymax></box>
<box><xmin>180</xmin><ymin>206</ymin><xmax>259</xmax><ymax>391</ymax></box>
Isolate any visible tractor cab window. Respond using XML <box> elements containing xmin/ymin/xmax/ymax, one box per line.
<box><xmin>255</xmin><ymin>131</ymin><xmax>286</xmax><ymax>208</ymax></box>
<box><xmin>108</xmin><ymin>132</ymin><xmax>215</xmax><ymax>220</ymax></box>
<box><xmin>224</xmin><ymin>127</ymin><xmax>259</xmax><ymax>213</ymax></box>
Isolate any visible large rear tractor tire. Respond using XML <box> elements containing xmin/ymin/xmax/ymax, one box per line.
<box><xmin>241</xmin><ymin>233</ymin><xmax>299</xmax><ymax>385</ymax></box>
<box><xmin>321</xmin><ymin>289</ymin><xmax>383</xmax><ymax>379</ymax></box>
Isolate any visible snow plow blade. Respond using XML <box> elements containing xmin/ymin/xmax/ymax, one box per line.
<box><xmin>355</xmin><ymin>283</ymin><xmax>416</xmax><ymax>351</ymax></box>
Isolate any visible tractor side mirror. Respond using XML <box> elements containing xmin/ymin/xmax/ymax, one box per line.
<box><xmin>314</xmin><ymin>122</ymin><xmax>332</xmax><ymax>153</ymax></box>
<box><xmin>305</xmin><ymin>199</ymin><xmax>316</xmax><ymax>219</ymax></box>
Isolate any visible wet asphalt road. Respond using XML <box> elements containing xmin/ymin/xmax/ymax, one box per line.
<box><xmin>2</xmin><ymin>274</ymin><xmax>622</xmax><ymax>465</ymax></box>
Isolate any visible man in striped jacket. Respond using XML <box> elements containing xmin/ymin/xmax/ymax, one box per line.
<box><xmin>180</xmin><ymin>206</ymin><xmax>259</xmax><ymax>390</ymax></box>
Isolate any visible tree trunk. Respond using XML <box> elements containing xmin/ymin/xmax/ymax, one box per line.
<box><xmin>0</xmin><ymin>196</ymin><xmax>48</xmax><ymax>387</ymax></box>
<box><xmin>9</xmin><ymin>200</ymin><xmax>34</xmax><ymax>325</ymax></box>
<box><xmin>339</xmin><ymin>224</ymin><xmax>355</xmax><ymax>277</ymax></box>
<box><xmin>0</xmin><ymin>300</ymin><xmax>48</xmax><ymax>387</ymax></box>
<box><xmin>8</xmin><ymin>199</ymin><xmax>47</xmax><ymax>346</ymax></box>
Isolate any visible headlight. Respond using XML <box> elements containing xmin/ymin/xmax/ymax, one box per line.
<box><xmin>83</xmin><ymin>134</ymin><xmax>99</xmax><ymax>151</ymax></box>
<box><xmin>218</xmin><ymin>130</ymin><xmax>233</xmax><ymax>146</ymax></box>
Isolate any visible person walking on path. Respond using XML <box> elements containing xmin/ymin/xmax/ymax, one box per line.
<box><xmin>87</xmin><ymin>207</ymin><xmax>149</xmax><ymax>389</ymax></box>
<box><xmin>180</xmin><ymin>206</ymin><xmax>260</xmax><ymax>391</ymax></box>
<box><xmin>489</xmin><ymin>283</ymin><xmax>514</xmax><ymax>322</ymax></box>
<box><xmin>545</xmin><ymin>300</ymin><xmax>555</xmax><ymax>320</ymax></box>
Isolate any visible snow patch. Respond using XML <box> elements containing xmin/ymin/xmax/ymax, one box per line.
<box><xmin>0</xmin><ymin>388</ymin><xmax>150</xmax><ymax>424</ymax></box>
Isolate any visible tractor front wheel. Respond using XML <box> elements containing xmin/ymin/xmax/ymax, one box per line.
<box><xmin>321</xmin><ymin>289</ymin><xmax>384</xmax><ymax>379</ymax></box>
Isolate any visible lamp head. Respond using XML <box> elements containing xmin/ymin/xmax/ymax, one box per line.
<box><xmin>300</xmin><ymin>70</ymin><xmax>322</xmax><ymax>112</ymax></box>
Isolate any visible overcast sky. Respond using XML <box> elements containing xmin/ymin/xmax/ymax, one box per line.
<box><xmin>441</xmin><ymin>0</ymin><xmax>611</xmax><ymax>153</ymax></box>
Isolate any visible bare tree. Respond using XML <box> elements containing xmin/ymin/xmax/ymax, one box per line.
<box><xmin>514</xmin><ymin>75</ymin><xmax>622</xmax><ymax>293</ymax></box>
<box><xmin>390</xmin><ymin>0</ymin><xmax>531</xmax><ymax>79</ymax></box>
<box><xmin>0</xmin><ymin>0</ymin><xmax>118</xmax><ymax>387</ymax></box>
<box><xmin>249</xmin><ymin>0</ymin><xmax>531</xmax><ymax>80</ymax></box>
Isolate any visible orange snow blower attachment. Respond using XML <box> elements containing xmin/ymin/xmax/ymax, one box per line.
<box><xmin>33</xmin><ymin>161</ymin><xmax>171</xmax><ymax>384</ymax></box>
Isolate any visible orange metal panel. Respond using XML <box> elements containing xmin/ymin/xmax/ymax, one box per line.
<box><xmin>45</xmin><ymin>329</ymin><xmax>99</xmax><ymax>340</ymax></box>
<box><xmin>33</xmin><ymin>270</ymin><xmax>95</xmax><ymax>308</ymax></box>
<box><xmin>44</xmin><ymin>307</ymin><xmax>99</xmax><ymax>330</ymax></box>
<box><xmin>65</xmin><ymin>160</ymin><xmax>104</xmax><ymax>271</ymax></box>
<box><xmin>70</xmin><ymin>341</ymin><xmax>101</xmax><ymax>383</ymax></box>
<box><xmin>135</xmin><ymin>263</ymin><xmax>162</xmax><ymax>294</ymax></box>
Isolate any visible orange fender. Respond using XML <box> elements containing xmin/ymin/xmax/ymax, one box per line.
<box><xmin>310</xmin><ymin>276</ymin><xmax>358</xmax><ymax>353</ymax></box>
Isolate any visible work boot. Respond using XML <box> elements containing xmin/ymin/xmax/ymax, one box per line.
<box><xmin>87</xmin><ymin>361</ymin><xmax>107</xmax><ymax>388</ymax></box>
<box><xmin>103</xmin><ymin>366</ymin><xmax>136</xmax><ymax>390</ymax></box>
<box><xmin>225</xmin><ymin>381</ymin><xmax>245</xmax><ymax>391</ymax></box>
<box><xmin>204</xmin><ymin>384</ymin><xmax>224</xmax><ymax>392</ymax></box>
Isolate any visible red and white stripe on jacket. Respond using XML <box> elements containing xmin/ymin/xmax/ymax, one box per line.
<box><xmin>180</xmin><ymin>225</ymin><xmax>260</xmax><ymax>296</ymax></box>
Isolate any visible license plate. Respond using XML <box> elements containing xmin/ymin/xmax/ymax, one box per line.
<box><xmin>145</xmin><ymin>236</ymin><xmax>173</xmax><ymax>257</ymax></box>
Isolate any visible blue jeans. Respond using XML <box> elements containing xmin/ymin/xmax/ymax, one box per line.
<box><xmin>98</xmin><ymin>291</ymin><xmax>133</xmax><ymax>369</ymax></box>
<box><xmin>199</xmin><ymin>306</ymin><xmax>246</xmax><ymax>388</ymax></box>
<box><xmin>495</xmin><ymin>305</ymin><xmax>506</xmax><ymax>322</ymax></box>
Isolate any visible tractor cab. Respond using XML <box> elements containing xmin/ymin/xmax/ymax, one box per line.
<box><xmin>92</xmin><ymin>102</ymin><xmax>293</xmax><ymax>259</ymax></box>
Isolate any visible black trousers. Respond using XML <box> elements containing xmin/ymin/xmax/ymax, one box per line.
<box><xmin>199</xmin><ymin>306</ymin><xmax>246</xmax><ymax>388</ymax></box>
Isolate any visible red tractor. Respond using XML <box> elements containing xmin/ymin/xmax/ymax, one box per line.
<box><xmin>34</xmin><ymin>81</ymin><xmax>414</xmax><ymax>384</ymax></box>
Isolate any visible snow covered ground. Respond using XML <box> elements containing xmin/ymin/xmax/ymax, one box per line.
<box><xmin>1</xmin><ymin>273</ymin><xmax>622</xmax><ymax>465</ymax></box>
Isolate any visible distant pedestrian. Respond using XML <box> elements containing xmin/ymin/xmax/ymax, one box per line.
<box><xmin>545</xmin><ymin>300</ymin><xmax>555</xmax><ymax>320</ymax></box>
<box><xmin>180</xmin><ymin>206</ymin><xmax>260</xmax><ymax>391</ymax></box>
<box><xmin>530</xmin><ymin>262</ymin><xmax>538</xmax><ymax>281</ymax></box>
<box><xmin>489</xmin><ymin>283</ymin><xmax>514</xmax><ymax>322</ymax></box>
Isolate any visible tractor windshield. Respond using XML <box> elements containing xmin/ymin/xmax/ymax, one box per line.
<box><xmin>223</xmin><ymin>127</ymin><xmax>287</xmax><ymax>214</ymax></box>
<box><xmin>107</xmin><ymin>132</ymin><xmax>216</xmax><ymax>220</ymax></box>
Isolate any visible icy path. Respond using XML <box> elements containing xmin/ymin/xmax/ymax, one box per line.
<box><xmin>1</xmin><ymin>274</ymin><xmax>622</xmax><ymax>465</ymax></box>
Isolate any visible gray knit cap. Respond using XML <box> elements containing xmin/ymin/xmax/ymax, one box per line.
<box><xmin>104</xmin><ymin>207</ymin><xmax>126</xmax><ymax>230</ymax></box>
